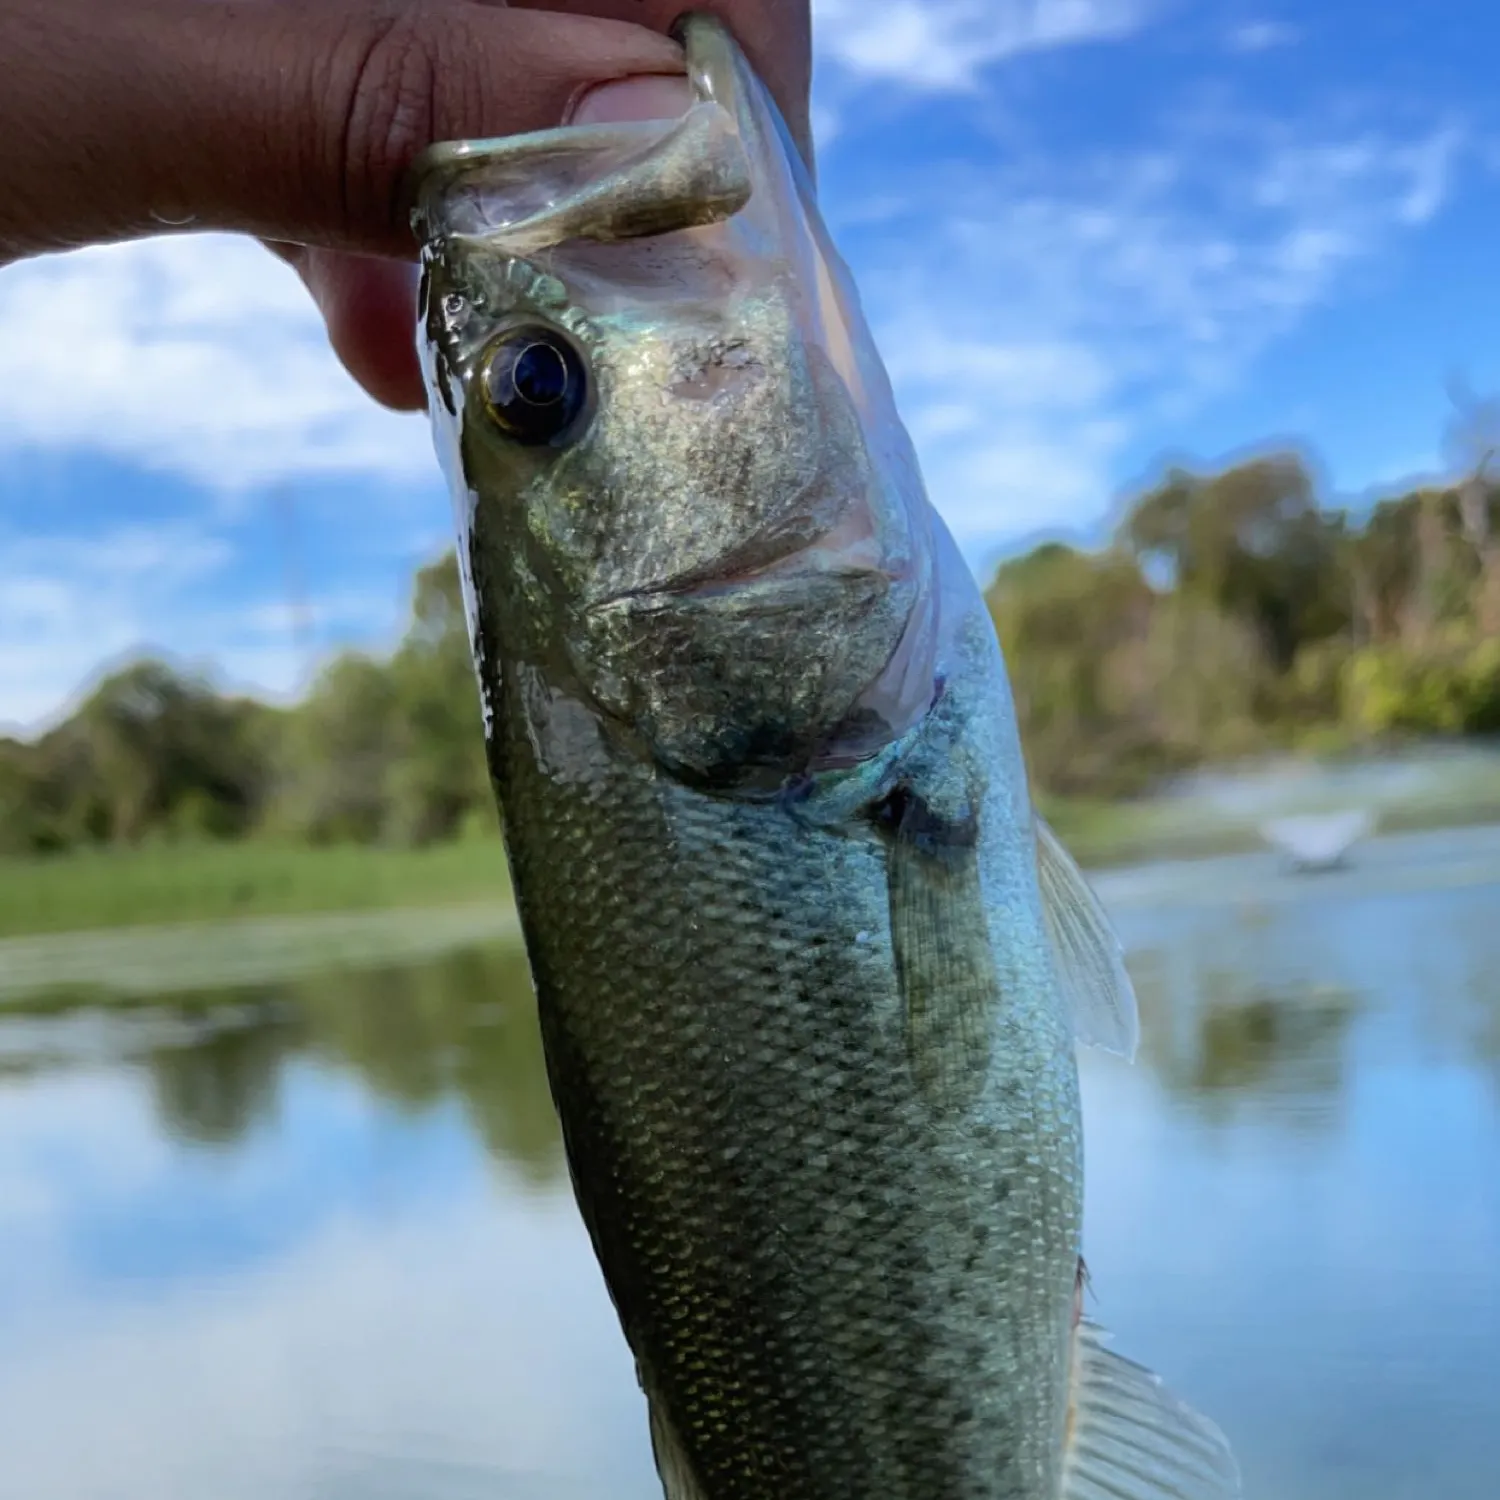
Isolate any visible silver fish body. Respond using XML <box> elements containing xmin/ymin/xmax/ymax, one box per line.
<box><xmin>412</xmin><ymin>17</ymin><xmax>1238</xmax><ymax>1500</ymax></box>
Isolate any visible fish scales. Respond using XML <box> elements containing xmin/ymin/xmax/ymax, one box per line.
<box><xmin>489</xmin><ymin>616</ymin><xmax>1080</xmax><ymax>1500</ymax></box>
<box><xmin>412</xmin><ymin>15</ymin><xmax>1240</xmax><ymax>1500</ymax></box>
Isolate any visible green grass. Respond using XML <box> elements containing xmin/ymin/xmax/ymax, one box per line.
<box><xmin>1036</xmin><ymin>795</ymin><xmax>1265</xmax><ymax>869</ymax></box>
<box><xmin>1041</xmin><ymin>771</ymin><xmax>1500</xmax><ymax>870</ymax></box>
<box><xmin>7</xmin><ymin>764</ymin><xmax>1500</xmax><ymax>942</ymax></box>
<box><xmin>0</xmin><ymin>838</ymin><xmax>513</xmax><ymax>938</ymax></box>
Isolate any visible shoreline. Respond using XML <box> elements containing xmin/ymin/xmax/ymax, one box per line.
<box><xmin>5</xmin><ymin>821</ymin><xmax>1500</xmax><ymax>1008</ymax></box>
<box><xmin>0</xmin><ymin>903</ymin><xmax>520</xmax><ymax>1008</ymax></box>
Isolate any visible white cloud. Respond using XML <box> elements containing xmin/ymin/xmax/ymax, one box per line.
<box><xmin>811</xmin><ymin>101</ymin><xmax>844</xmax><ymax>154</ymax></box>
<box><xmin>1251</xmin><ymin>128</ymin><xmax>1465</xmax><ymax>231</ymax></box>
<box><xmin>0</xmin><ymin>233</ymin><xmax>458</xmax><ymax>727</ymax></box>
<box><xmin>836</xmin><ymin>117</ymin><xmax>1468</xmax><ymax>561</ymax></box>
<box><xmin>0</xmin><ymin>1070</ymin><xmax>175</xmax><ymax>1262</ymax></box>
<box><xmin>0</xmin><ymin>9</ymin><xmax>1475</xmax><ymax>722</ymax></box>
<box><xmin>0</xmin><ymin>518</ymin><xmax>409</xmax><ymax>734</ymax></box>
<box><xmin>1393</xmin><ymin>128</ymin><xmax>1465</xmax><ymax>224</ymax></box>
<box><xmin>0</xmin><ymin>1059</ymin><xmax>661</xmax><ymax>1500</ymax></box>
<box><xmin>0</xmin><ymin>520</ymin><xmax>231</xmax><ymax>732</ymax></box>
<box><xmin>1227</xmin><ymin>20</ymin><xmax>1299</xmax><ymax>53</ymax></box>
<box><xmin>813</xmin><ymin>0</ymin><xmax>1150</xmax><ymax>89</ymax></box>
<box><xmin>0</xmin><ymin>235</ymin><xmax>431</xmax><ymax>499</ymax></box>
<box><xmin>877</xmin><ymin>325</ymin><xmax>1129</xmax><ymax>544</ymax></box>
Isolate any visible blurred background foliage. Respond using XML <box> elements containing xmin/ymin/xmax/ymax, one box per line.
<box><xmin>990</xmin><ymin>448</ymin><xmax>1500</xmax><ymax>799</ymax></box>
<box><xmin>3</xmin><ymin>447</ymin><xmax>1500</xmax><ymax>860</ymax></box>
<box><xmin>0</xmin><ymin>555</ymin><xmax>490</xmax><ymax>857</ymax></box>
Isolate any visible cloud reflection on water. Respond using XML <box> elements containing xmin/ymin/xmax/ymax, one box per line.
<box><xmin>1</xmin><ymin>834</ymin><xmax>1499</xmax><ymax>1498</ymax></box>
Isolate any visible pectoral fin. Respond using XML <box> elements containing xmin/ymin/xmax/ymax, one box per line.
<box><xmin>878</xmin><ymin>785</ymin><xmax>997</xmax><ymax>1113</ymax></box>
<box><xmin>1036</xmin><ymin>814</ymin><xmax>1140</xmax><ymax>1061</ymax></box>
<box><xmin>1061</xmin><ymin>1319</ymin><xmax>1241</xmax><ymax>1500</ymax></box>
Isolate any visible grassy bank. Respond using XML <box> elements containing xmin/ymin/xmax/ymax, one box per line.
<box><xmin>5</xmin><ymin>772</ymin><xmax>1500</xmax><ymax>940</ymax></box>
<box><xmin>0</xmin><ymin>838</ymin><xmax>512</xmax><ymax>939</ymax></box>
<box><xmin>1042</xmin><ymin>794</ymin><xmax>1500</xmax><ymax>870</ymax></box>
<box><xmin>0</xmin><ymin>905</ymin><xmax>521</xmax><ymax>1007</ymax></box>
<box><xmin>1035</xmin><ymin>796</ymin><xmax>1247</xmax><ymax>869</ymax></box>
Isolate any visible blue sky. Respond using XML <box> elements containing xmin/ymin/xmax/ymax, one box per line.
<box><xmin>4</xmin><ymin>0</ymin><xmax>1500</xmax><ymax>732</ymax></box>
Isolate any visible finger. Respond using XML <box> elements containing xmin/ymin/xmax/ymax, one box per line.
<box><xmin>1</xmin><ymin>0</ymin><xmax>685</xmax><ymax>263</ymax></box>
<box><xmin>301</xmin><ymin>250</ymin><xmax>427</xmax><ymax>412</ymax></box>
<box><xmin>273</xmin><ymin>5</ymin><xmax>813</xmax><ymax>414</ymax></box>
<box><xmin>509</xmin><ymin>0</ymin><xmax>814</xmax><ymax>172</ymax></box>
<box><xmin>262</xmin><ymin>238</ymin><xmax>424</xmax><ymax>411</ymax></box>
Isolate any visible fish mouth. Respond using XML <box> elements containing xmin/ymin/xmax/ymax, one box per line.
<box><xmin>569</xmin><ymin>491</ymin><xmax>936</xmax><ymax>788</ymax></box>
<box><xmin>571</xmin><ymin>504</ymin><xmax>936</xmax><ymax>787</ymax></box>
<box><xmin>587</xmin><ymin>506</ymin><xmax>899</xmax><ymax>614</ymax></box>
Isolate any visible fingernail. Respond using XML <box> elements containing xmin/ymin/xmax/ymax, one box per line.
<box><xmin>568</xmin><ymin>73</ymin><xmax>693</xmax><ymax>127</ymax></box>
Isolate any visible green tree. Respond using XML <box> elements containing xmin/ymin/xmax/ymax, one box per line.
<box><xmin>386</xmin><ymin>554</ymin><xmax>491</xmax><ymax>844</ymax></box>
<box><xmin>987</xmin><ymin>543</ymin><xmax>1160</xmax><ymax>794</ymax></box>
<box><xmin>270</xmin><ymin>650</ymin><xmax>403</xmax><ymax>842</ymax></box>
<box><xmin>33</xmin><ymin>660</ymin><xmax>274</xmax><ymax>846</ymax></box>
<box><xmin>1121</xmin><ymin>454</ymin><xmax>1349</xmax><ymax>671</ymax></box>
<box><xmin>0</xmin><ymin>738</ymin><xmax>46</xmax><ymax>853</ymax></box>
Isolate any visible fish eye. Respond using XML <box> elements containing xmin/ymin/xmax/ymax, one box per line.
<box><xmin>478</xmin><ymin>325</ymin><xmax>591</xmax><ymax>446</ymax></box>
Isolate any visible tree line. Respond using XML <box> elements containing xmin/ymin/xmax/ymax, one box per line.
<box><xmin>0</xmin><ymin>556</ymin><xmax>491</xmax><ymax>855</ymax></box>
<box><xmin>3</xmin><ymin>445</ymin><xmax>1499</xmax><ymax>855</ymax></box>
<box><xmin>989</xmin><ymin>450</ymin><xmax>1500</xmax><ymax>797</ymax></box>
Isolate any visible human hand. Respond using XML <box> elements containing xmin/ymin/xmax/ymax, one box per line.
<box><xmin>0</xmin><ymin>0</ymin><xmax>814</xmax><ymax>410</ymax></box>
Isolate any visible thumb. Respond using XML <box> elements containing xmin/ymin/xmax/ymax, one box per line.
<box><xmin>0</xmin><ymin>0</ymin><xmax>686</xmax><ymax>263</ymax></box>
<box><xmin>273</xmin><ymin>70</ymin><xmax>698</xmax><ymax>412</ymax></box>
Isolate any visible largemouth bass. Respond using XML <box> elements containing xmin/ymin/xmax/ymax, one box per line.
<box><xmin>410</xmin><ymin>15</ymin><xmax>1239</xmax><ymax>1500</ymax></box>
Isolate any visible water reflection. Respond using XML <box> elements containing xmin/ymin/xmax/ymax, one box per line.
<box><xmin>1435</xmin><ymin>901</ymin><xmax>1500</xmax><ymax>1101</ymax></box>
<box><xmin>1128</xmin><ymin>947</ymin><xmax>1361</xmax><ymax>1130</ymax></box>
<box><xmin>6</xmin><ymin>943</ymin><xmax>564</xmax><ymax>1183</ymax></box>
<box><xmin>298</xmin><ymin>947</ymin><xmax>561</xmax><ymax>1183</ymax></box>
<box><xmin>144</xmin><ymin>1007</ymin><xmax>299</xmax><ymax>1147</ymax></box>
<box><xmin>2</xmin><ymin>830</ymin><xmax>1499</xmax><ymax>1499</ymax></box>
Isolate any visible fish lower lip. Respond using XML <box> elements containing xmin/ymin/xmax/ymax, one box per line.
<box><xmin>590</xmin><ymin>548</ymin><xmax>818</xmax><ymax>612</ymax></box>
<box><xmin>592</xmin><ymin>533</ymin><xmax>902</xmax><ymax>614</ymax></box>
<box><xmin>593</xmin><ymin>566</ymin><xmax>894</xmax><ymax>616</ymax></box>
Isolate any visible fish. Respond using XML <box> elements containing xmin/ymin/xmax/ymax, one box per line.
<box><xmin>409</xmin><ymin>14</ymin><xmax>1240</xmax><ymax>1500</ymax></box>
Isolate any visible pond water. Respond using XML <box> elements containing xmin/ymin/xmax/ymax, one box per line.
<box><xmin>2</xmin><ymin>827</ymin><xmax>1498</xmax><ymax>1499</ymax></box>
